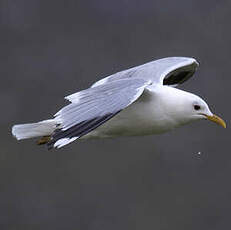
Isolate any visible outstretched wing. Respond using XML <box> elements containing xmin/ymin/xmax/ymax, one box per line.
<box><xmin>92</xmin><ymin>57</ymin><xmax>199</xmax><ymax>88</ymax></box>
<box><xmin>48</xmin><ymin>79</ymin><xmax>151</xmax><ymax>149</ymax></box>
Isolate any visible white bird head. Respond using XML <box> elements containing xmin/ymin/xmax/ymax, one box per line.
<box><xmin>155</xmin><ymin>85</ymin><xmax>226</xmax><ymax>129</ymax></box>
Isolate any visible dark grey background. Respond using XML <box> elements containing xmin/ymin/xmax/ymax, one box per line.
<box><xmin>1</xmin><ymin>0</ymin><xmax>230</xmax><ymax>229</ymax></box>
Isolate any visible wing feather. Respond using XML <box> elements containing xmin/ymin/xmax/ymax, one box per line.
<box><xmin>91</xmin><ymin>57</ymin><xmax>198</xmax><ymax>88</ymax></box>
<box><xmin>48</xmin><ymin>79</ymin><xmax>150</xmax><ymax>149</ymax></box>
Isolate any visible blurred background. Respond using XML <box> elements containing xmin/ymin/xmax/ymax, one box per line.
<box><xmin>0</xmin><ymin>0</ymin><xmax>231</xmax><ymax>229</ymax></box>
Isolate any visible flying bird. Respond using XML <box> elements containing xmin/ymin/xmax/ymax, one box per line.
<box><xmin>12</xmin><ymin>57</ymin><xmax>226</xmax><ymax>149</ymax></box>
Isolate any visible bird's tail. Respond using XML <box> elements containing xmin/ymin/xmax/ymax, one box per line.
<box><xmin>12</xmin><ymin>119</ymin><xmax>57</xmax><ymax>144</ymax></box>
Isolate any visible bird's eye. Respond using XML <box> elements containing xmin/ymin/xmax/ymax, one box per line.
<box><xmin>194</xmin><ymin>105</ymin><xmax>201</xmax><ymax>110</ymax></box>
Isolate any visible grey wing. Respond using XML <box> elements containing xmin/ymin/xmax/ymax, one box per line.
<box><xmin>92</xmin><ymin>57</ymin><xmax>199</xmax><ymax>88</ymax></box>
<box><xmin>48</xmin><ymin>78</ymin><xmax>151</xmax><ymax>149</ymax></box>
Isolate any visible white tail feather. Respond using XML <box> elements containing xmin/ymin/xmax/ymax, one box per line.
<box><xmin>12</xmin><ymin>119</ymin><xmax>57</xmax><ymax>140</ymax></box>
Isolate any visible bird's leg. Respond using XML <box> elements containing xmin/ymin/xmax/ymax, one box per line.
<box><xmin>37</xmin><ymin>136</ymin><xmax>51</xmax><ymax>145</ymax></box>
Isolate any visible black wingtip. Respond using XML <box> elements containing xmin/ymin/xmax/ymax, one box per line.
<box><xmin>47</xmin><ymin>111</ymin><xmax>121</xmax><ymax>149</ymax></box>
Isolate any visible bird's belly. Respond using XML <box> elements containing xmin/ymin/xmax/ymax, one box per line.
<box><xmin>83</xmin><ymin>95</ymin><xmax>176</xmax><ymax>139</ymax></box>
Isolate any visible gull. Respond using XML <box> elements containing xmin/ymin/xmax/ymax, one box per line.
<box><xmin>12</xmin><ymin>57</ymin><xmax>226</xmax><ymax>149</ymax></box>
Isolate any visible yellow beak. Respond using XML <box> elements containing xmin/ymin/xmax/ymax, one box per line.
<box><xmin>204</xmin><ymin>114</ymin><xmax>226</xmax><ymax>128</ymax></box>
